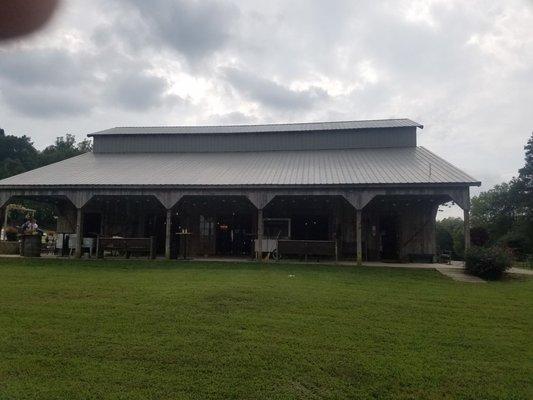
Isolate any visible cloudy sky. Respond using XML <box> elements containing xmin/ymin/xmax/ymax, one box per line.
<box><xmin>0</xmin><ymin>0</ymin><xmax>532</xmax><ymax>216</ymax></box>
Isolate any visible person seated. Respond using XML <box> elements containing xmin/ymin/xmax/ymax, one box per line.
<box><xmin>20</xmin><ymin>217</ymin><xmax>39</xmax><ymax>234</ymax></box>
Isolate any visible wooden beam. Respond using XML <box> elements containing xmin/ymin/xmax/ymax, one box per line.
<box><xmin>75</xmin><ymin>207</ymin><xmax>84</xmax><ymax>258</ymax></box>
<box><xmin>464</xmin><ymin>208</ymin><xmax>470</xmax><ymax>253</ymax></box>
<box><xmin>356</xmin><ymin>209</ymin><xmax>362</xmax><ymax>266</ymax></box>
<box><xmin>257</xmin><ymin>208</ymin><xmax>263</xmax><ymax>262</ymax></box>
<box><xmin>165</xmin><ymin>208</ymin><xmax>172</xmax><ymax>259</ymax></box>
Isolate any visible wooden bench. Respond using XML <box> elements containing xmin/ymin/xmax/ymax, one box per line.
<box><xmin>96</xmin><ymin>237</ymin><xmax>155</xmax><ymax>259</ymax></box>
<box><xmin>277</xmin><ymin>239</ymin><xmax>337</xmax><ymax>262</ymax></box>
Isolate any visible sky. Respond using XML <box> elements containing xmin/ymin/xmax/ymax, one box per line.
<box><xmin>0</xmin><ymin>0</ymin><xmax>532</xmax><ymax>218</ymax></box>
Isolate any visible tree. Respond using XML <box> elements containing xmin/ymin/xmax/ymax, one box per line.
<box><xmin>0</xmin><ymin>128</ymin><xmax>39</xmax><ymax>179</ymax></box>
<box><xmin>436</xmin><ymin>217</ymin><xmax>464</xmax><ymax>259</ymax></box>
<box><xmin>0</xmin><ymin>130</ymin><xmax>93</xmax><ymax>178</ymax></box>
<box><xmin>38</xmin><ymin>133</ymin><xmax>92</xmax><ymax>167</ymax></box>
<box><xmin>470</xmin><ymin>182</ymin><xmax>518</xmax><ymax>239</ymax></box>
<box><xmin>514</xmin><ymin>133</ymin><xmax>533</xmax><ymax>221</ymax></box>
<box><xmin>512</xmin><ymin>133</ymin><xmax>533</xmax><ymax>257</ymax></box>
<box><xmin>77</xmin><ymin>138</ymin><xmax>93</xmax><ymax>153</ymax></box>
<box><xmin>470</xmin><ymin>133</ymin><xmax>533</xmax><ymax>258</ymax></box>
<box><xmin>470</xmin><ymin>226</ymin><xmax>489</xmax><ymax>246</ymax></box>
<box><xmin>436</xmin><ymin>223</ymin><xmax>453</xmax><ymax>252</ymax></box>
<box><xmin>517</xmin><ymin>132</ymin><xmax>533</xmax><ymax>192</ymax></box>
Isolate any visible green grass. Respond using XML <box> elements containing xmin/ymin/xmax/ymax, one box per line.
<box><xmin>0</xmin><ymin>259</ymin><xmax>531</xmax><ymax>400</ymax></box>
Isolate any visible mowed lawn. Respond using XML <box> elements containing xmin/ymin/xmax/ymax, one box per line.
<box><xmin>0</xmin><ymin>259</ymin><xmax>531</xmax><ymax>400</ymax></box>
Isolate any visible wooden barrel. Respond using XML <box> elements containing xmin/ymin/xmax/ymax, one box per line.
<box><xmin>20</xmin><ymin>234</ymin><xmax>41</xmax><ymax>257</ymax></box>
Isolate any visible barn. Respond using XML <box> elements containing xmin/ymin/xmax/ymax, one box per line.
<box><xmin>0</xmin><ymin>119</ymin><xmax>479</xmax><ymax>263</ymax></box>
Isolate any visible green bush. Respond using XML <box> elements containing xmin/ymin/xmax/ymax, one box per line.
<box><xmin>498</xmin><ymin>228</ymin><xmax>532</xmax><ymax>261</ymax></box>
<box><xmin>464</xmin><ymin>246</ymin><xmax>511</xmax><ymax>279</ymax></box>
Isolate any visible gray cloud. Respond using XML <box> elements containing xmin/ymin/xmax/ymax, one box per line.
<box><xmin>222</xmin><ymin>67</ymin><xmax>329</xmax><ymax>110</ymax></box>
<box><xmin>0</xmin><ymin>31</ymin><xmax>182</xmax><ymax>117</ymax></box>
<box><xmin>0</xmin><ymin>49</ymin><xmax>88</xmax><ymax>87</ymax></box>
<box><xmin>0</xmin><ymin>48</ymin><xmax>96</xmax><ymax>117</ymax></box>
<box><xmin>105</xmin><ymin>70</ymin><xmax>180</xmax><ymax>111</ymax></box>
<box><xmin>122</xmin><ymin>0</ymin><xmax>239</xmax><ymax>61</ymax></box>
<box><xmin>1</xmin><ymin>85</ymin><xmax>93</xmax><ymax>117</ymax></box>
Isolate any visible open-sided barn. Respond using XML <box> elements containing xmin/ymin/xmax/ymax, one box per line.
<box><xmin>0</xmin><ymin>119</ymin><xmax>479</xmax><ymax>263</ymax></box>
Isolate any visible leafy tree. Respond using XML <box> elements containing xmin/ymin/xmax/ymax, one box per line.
<box><xmin>517</xmin><ymin>132</ymin><xmax>533</xmax><ymax>192</ymax></box>
<box><xmin>436</xmin><ymin>223</ymin><xmax>453</xmax><ymax>251</ymax></box>
<box><xmin>470</xmin><ymin>133</ymin><xmax>533</xmax><ymax>258</ymax></box>
<box><xmin>77</xmin><ymin>138</ymin><xmax>93</xmax><ymax>153</ymax></box>
<box><xmin>470</xmin><ymin>182</ymin><xmax>519</xmax><ymax>239</ymax></box>
<box><xmin>0</xmin><ymin>129</ymin><xmax>39</xmax><ymax>179</ymax></box>
<box><xmin>470</xmin><ymin>226</ymin><xmax>489</xmax><ymax>246</ymax></box>
<box><xmin>38</xmin><ymin>133</ymin><xmax>92</xmax><ymax>167</ymax></box>
<box><xmin>514</xmin><ymin>133</ymin><xmax>533</xmax><ymax>223</ymax></box>
<box><xmin>0</xmin><ymin>130</ymin><xmax>92</xmax><ymax>177</ymax></box>
<box><xmin>436</xmin><ymin>217</ymin><xmax>464</xmax><ymax>259</ymax></box>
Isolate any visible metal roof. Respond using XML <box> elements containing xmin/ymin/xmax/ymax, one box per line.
<box><xmin>0</xmin><ymin>147</ymin><xmax>479</xmax><ymax>187</ymax></box>
<box><xmin>88</xmin><ymin>118</ymin><xmax>423</xmax><ymax>136</ymax></box>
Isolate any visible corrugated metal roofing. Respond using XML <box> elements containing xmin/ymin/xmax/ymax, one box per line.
<box><xmin>0</xmin><ymin>147</ymin><xmax>479</xmax><ymax>187</ymax></box>
<box><xmin>88</xmin><ymin>118</ymin><xmax>423</xmax><ymax>136</ymax></box>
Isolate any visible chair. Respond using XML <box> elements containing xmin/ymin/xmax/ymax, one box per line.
<box><xmin>68</xmin><ymin>235</ymin><xmax>94</xmax><ymax>257</ymax></box>
<box><xmin>439</xmin><ymin>250</ymin><xmax>452</xmax><ymax>265</ymax></box>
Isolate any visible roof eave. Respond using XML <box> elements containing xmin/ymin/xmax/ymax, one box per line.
<box><xmin>0</xmin><ymin>182</ymin><xmax>481</xmax><ymax>190</ymax></box>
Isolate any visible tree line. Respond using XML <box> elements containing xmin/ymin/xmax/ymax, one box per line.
<box><xmin>437</xmin><ymin>133</ymin><xmax>533</xmax><ymax>260</ymax></box>
<box><xmin>0</xmin><ymin>128</ymin><xmax>92</xmax><ymax>180</ymax></box>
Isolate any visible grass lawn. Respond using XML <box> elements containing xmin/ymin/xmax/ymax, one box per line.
<box><xmin>0</xmin><ymin>259</ymin><xmax>531</xmax><ymax>400</ymax></box>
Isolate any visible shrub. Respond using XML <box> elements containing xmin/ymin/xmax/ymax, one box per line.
<box><xmin>464</xmin><ymin>246</ymin><xmax>511</xmax><ymax>279</ymax></box>
<box><xmin>498</xmin><ymin>229</ymin><xmax>532</xmax><ymax>261</ymax></box>
<box><xmin>470</xmin><ymin>226</ymin><xmax>489</xmax><ymax>247</ymax></box>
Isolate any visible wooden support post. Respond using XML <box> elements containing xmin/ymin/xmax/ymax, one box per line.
<box><xmin>165</xmin><ymin>208</ymin><xmax>172</xmax><ymax>260</ymax></box>
<box><xmin>100</xmin><ymin>212</ymin><xmax>106</xmax><ymax>236</ymax></box>
<box><xmin>464</xmin><ymin>208</ymin><xmax>470</xmax><ymax>253</ymax></box>
<box><xmin>150</xmin><ymin>236</ymin><xmax>155</xmax><ymax>259</ymax></box>
<box><xmin>0</xmin><ymin>205</ymin><xmax>6</xmax><ymax>240</ymax></box>
<box><xmin>96</xmin><ymin>236</ymin><xmax>101</xmax><ymax>259</ymax></box>
<box><xmin>75</xmin><ymin>207</ymin><xmax>84</xmax><ymax>258</ymax></box>
<box><xmin>257</xmin><ymin>208</ymin><xmax>263</xmax><ymax>262</ymax></box>
<box><xmin>356</xmin><ymin>209</ymin><xmax>362</xmax><ymax>266</ymax></box>
<box><xmin>1</xmin><ymin>205</ymin><xmax>5</xmax><ymax>226</ymax></box>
